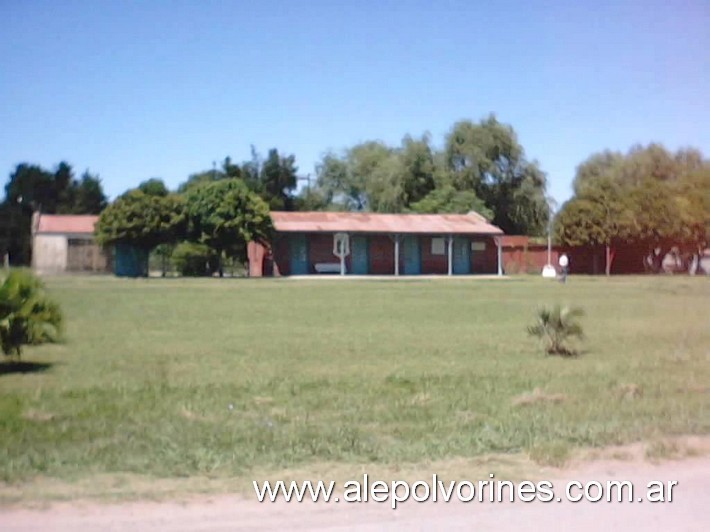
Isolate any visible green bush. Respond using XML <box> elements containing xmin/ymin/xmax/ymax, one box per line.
<box><xmin>0</xmin><ymin>269</ymin><xmax>63</xmax><ymax>358</ymax></box>
<box><xmin>528</xmin><ymin>304</ymin><xmax>584</xmax><ymax>356</ymax></box>
<box><xmin>171</xmin><ymin>242</ymin><xmax>216</xmax><ymax>277</ymax></box>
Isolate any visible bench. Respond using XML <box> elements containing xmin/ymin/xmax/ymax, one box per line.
<box><xmin>314</xmin><ymin>262</ymin><xmax>345</xmax><ymax>274</ymax></box>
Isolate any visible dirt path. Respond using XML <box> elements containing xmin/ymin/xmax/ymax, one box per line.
<box><xmin>2</xmin><ymin>455</ymin><xmax>708</xmax><ymax>531</ymax></box>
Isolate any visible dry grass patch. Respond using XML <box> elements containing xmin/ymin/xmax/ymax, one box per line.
<box><xmin>616</xmin><ymin>383</ymin><xmax>643</xmax><ymax>400</ymax></box>
<box><xmin>512</xmin><ymin>388</ymin><xmax>567</xmax><ymax>407</ymax></box>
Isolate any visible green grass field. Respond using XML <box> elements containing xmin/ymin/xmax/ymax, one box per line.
<box><xmin>1</xmin><ymin>276</ymin><xmax>708</xmax><ymax>495</ymax></box>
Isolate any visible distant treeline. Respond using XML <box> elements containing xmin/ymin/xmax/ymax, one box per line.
<box><xmin>2</xmin><ymin>115</ymin><xmax>707</xmax><ymax>274</ymax></box>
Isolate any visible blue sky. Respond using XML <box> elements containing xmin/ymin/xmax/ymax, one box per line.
<box><xmin>1</xmin><ymin>0</ymin><xmax>708</xmax><ymax>205</ymax></box>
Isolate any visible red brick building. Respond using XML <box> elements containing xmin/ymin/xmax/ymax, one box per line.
<box><xmin>249</xmin><ymin>211</ymin><xmax>504</xmax><ymax>276</ymax></box>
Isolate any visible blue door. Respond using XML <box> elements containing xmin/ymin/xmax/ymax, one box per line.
<box><xmin>351</xmin><ymin>235</ymin><xmax>369</xmax><ymax>274</ymax></box>
<box><xmin>289</xmin><ymin>234</ymin><xmax>308</xmax><ymax>275</ymax></box>
<box><xmin>402</xmin><ymin>235</ymin><xmax>421</xmax><ymax>275</ymax></box>
<box><xmin>114</xmin><ymin>243</ymin><xmax>149</xmax><ymax>277</ymax></box>
<box><xmin>453</xmin><ymin>237</ymin><xmax>471</xmax><ymax>274</ymax></box>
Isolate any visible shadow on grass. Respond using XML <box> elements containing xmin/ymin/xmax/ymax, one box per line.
<box><xmin>0</xmin><ymin>361</ymin><xmax>54</xmax><ymax>375</ymax></box>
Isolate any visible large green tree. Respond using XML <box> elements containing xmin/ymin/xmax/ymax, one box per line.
<box><xmin>96</xmin><ymin>190</ymin><xmax>187</xmax><ymax>251</ymax></box>
<box><xmin>556</xmin><ymin>144</ymin><xmax>710</xmax><ymax>274</ymax></box>
<box><xmin>315</xmin><ymin>141</ymin><xmax>423</xmax><ymax>213</ymax></box>
<box><xmin>555</xmin><ymin>178</ymin><xmax>632</xmax><ymax>275</ymax></box>
<box><xmin>183</xmin><ymin>179</ymin><xmax>272</xmax><ymax>276</ymax></box>
<box><xmin>445</xmin><ymin>116</ymin><xmax>548</xmax><ymax>235</ymax></box>
<box><xmin>310</xmin><ymin>118</ymin><xmax>546</xmax><ymax>228</ymax></box>
<box><xmin>4</xmin><ymin>162</ymin><xmax>107</xmax><ymax>214</ymax></box>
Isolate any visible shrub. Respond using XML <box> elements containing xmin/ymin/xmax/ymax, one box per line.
<box><xmin>0</xmin><ymin>269</ymin><xmax>63</xmax><ymax>358</ymax></box>
<box><xmin>527</xmin><ymin>304</ymin><xmax>584</xmax><ymax>356</ymax></box>
<box><xmin>172</xmin><ymin>242</ymin><xmax>216</xmax><ymax>277</ymax></box>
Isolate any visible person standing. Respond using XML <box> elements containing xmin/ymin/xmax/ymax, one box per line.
<box><xmin>558</xmin><ymin>253</ymin><xmax>569</xmax><ymax>283</ymax></box>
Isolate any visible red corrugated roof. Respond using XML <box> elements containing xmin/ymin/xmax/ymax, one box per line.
<box><xmin>271</xmin><ymin>211</ymin><xmax>503</xmax><ymax>235</ymax></box>
<box><xmin>36</xmin><ymin>214</ymin><xmax>99</xmax><ymax>234</ymax></box>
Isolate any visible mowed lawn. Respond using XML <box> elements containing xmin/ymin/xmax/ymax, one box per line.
<box><xmin>1</xmin><ymin>276</ymin><xmax>708</xmax><ymax>487</ymax></box>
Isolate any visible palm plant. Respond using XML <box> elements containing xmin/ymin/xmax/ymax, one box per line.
<box><xmin>0</xmin><ymin>269</ymin><xmax>63</xmax><ymax>359</ymax></box>
<box><xmin>528</xmin><ymin>305</ymin><xmax>584</xmax><ymax>356</ymax></box>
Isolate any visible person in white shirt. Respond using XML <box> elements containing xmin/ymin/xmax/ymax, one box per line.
<box><xmin>558</xmin><ymin>253</ymin><xmax>569</xmax><ymax>283</ymax></box>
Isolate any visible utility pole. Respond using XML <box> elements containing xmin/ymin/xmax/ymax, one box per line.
<box><xmin>297</xmin><ymin>174</ymin><xmax>312</xmax><ymax>191</ymax></box>
<box><xmin>542</xmin><ymin>196</ymin><xmax>558</xmax><ymax>278</ymax></box>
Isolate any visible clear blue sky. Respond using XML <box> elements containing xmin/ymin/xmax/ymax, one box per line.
<box><xmin>1</xmin><ymin>0</ymin><xmax>708</xmax><ymax>205</ymax></box>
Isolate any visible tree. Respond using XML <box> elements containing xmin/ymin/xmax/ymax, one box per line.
<box><xmin>138</xmin><ymin>178</ymin><xmax>169</xmax><ymax>197</ymax></box>
<box><xmin>184</xmin><ymin>179</ymin><xmax>272</xmax><ymax>276</ymax></box>
<box><xmin>400</xmin><ymin>135</ymin><xmax>436</xmax><ymax>205</ymax></box>
<box><xmin>409</xmin><ymin>185</ymin><xmax>492</xmax><ymax>218</ymax></box>
<box><xmin>177</xmin><ymin>168</ymin><xmax>226</xmax><ymax>193</ymax></box>
<box><xmin>260</xmin><ymin>148</ymin><xmax>298</xmax><ymax>210</ymax></box>
<box><xmin>4</xmin><ymin>164</ymin><xmax>58</xmax><ymax>212</ymax></box>
<box><xmin>0</xmin><ymin>269</ymin><xmax>63</xmax><ymax>359</ymax></box>
<box><xmin>315</xmin><ymin>152</ymin><xmax>361</xmax><ymax>210</ymax></box>
<box><xmin>445</xmin><ymin>116</ymin><xmax>549</xmax><ymax>235</ymax></box>
<box><xmin>315</xmin><ymin>142</ymin><xmax>405</xmax><ymax>212</ymax></box>
<box><xmin>4</xmin><ymin>162</ymin><xmax>107</xmax><ymax>215</ymax></box>
<box><xmin>673</xmin><ymin>168</ymin><xmax>710</xmax><ymax>271</ymax></box>
<box><xmin>96</xmin><ymin>190</ymin><xmax>187</xmax><ymax>251</ymax></box>
<box><xmin>294</xmin><ymin>187</ymin><xmax>330</xmax><ymax>211</ymax></box>
<box><xmin>68</xmin><ymin>171</ymin><xmax>108</xmax><ymax>214</ymax></box>
<box><xmin>555</xmin><ymin>176</ymin><xmax>631</xmax><ymax>275</ymax></box>
<box><xmin>557</xmin><ymin>144</ymin><xmax>710</xmax><ymax>274</ymax></box>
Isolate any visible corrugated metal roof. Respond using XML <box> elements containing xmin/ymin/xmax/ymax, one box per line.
<box><xmin>36</xmin><ymin>214</ymin><xmax>99</xmax><ymax>235</ymax></box>
<box><xmin>271</xmin><ymin>211</ymin><xmax>503</xmax><ymax>235</ymax></box>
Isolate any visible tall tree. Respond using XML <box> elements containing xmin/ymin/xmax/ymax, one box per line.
<box><xmin>315</xmin><ymin>142</ymin><xmax>405</xmax><ymax>212</ymax></box>
<box><xmin>400</xmin><ymin>134</ymin><xmax>436</xmax><ymax>205</ymax></box>
<box><xmin>69</xmin><ymin>171</ymin><xmax>108</xmax><ymax>214</ymax></box>
<box><xmin>4</xmin><ymin>164</ymin><xmax>58</xmax><ymax>212</ymax></box>
<box><xmin>445</xmin><ymin>115</ymin><xmax>549</xmax><ymax>235</ymax></box>
<box><xmin>260</xmin><ymin>148</ymin><xmax>298</xmax><ymax>210</ymax></box>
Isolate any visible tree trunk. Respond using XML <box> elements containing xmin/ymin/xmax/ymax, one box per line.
<box><xmin>215</xmin><ymin>248</ymin><xmax>224</xmax><ymax>278</ymax></box>
<box><xmin>605</xmin><ymin>245</ymin><xmax>616</xmax><ymax>276</ymax></box>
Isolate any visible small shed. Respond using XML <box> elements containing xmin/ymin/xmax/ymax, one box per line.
<box><xmin>31</xmin><ymin>213</ymin><xmax>112</xmax><ymax>275</ymax></box>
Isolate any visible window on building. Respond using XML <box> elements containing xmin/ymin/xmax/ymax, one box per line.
<box><xmin>431</xmin><ymin>237</ymin><xmax>446</xmax><ymax>255</ymax></box>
